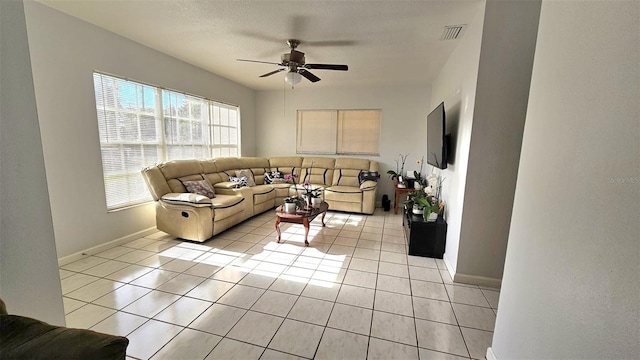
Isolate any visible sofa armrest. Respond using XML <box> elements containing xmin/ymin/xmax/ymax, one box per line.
<box><xmin>214</xmin><ymin>182</ymin><xmax>239</xmax><ymax>190</ymax></box>
<box><xmin>359</xmin><ymin>180</ymin><xmax>378</xmax><ymax>191</ymax></box>
<box><xmin>0</xmin><ymin>315</ymin><xmax>129</xmax><ymax>360</ymax></box>
<box><xmin>160</xmin><ymin>193</ymin><xmax>212</xmax><ymax>207</ymax></box>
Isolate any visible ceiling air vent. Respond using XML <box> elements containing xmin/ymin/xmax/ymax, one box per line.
<box><xmin>440</xmin><ymin>25</ymin><xmax>467</xmax><ymax>40</ymax></box>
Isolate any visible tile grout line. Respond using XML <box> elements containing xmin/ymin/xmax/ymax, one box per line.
<box><xmin>61</xmin><ymin>210</ymin><xmax>495</xmax><ymax>359</ymax></box>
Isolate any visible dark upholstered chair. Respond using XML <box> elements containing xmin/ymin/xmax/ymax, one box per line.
<box><xmin>0</xmin><ymin>298</ymin><xmax>128</xmax><ymax>359</ymax></box>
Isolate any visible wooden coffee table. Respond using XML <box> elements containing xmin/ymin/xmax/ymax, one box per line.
<box><xmin>275</xmin><ymin>202</ymin><xmax>329</xmax><ymax>246</ymax></box>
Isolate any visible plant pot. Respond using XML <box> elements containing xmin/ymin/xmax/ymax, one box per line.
<box><xmin>397</xmin><ymin>176</ymin><xmax>406</xmax><ymax>188</ymax></box>
<box><xmin>283</xmin><ymin>202</ymin><xmax>297</xmax><ymax>214</ymax></box>
<box><xmin>311</xmin><ymin>197</ymin><xmax>322</xmax><ymax>209</ymax></box>
<box><xmin>425</xmin><ymin>212</ymin><xmax>438</xmax><ymax>222</ymax></box>
<box><xmin>412</xmin><ymin>204</ymin><xmax>424</xmax><ymax>215</ymax></box>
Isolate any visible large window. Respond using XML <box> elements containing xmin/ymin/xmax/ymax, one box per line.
<box><xmin>296</xmin><ymin>109</ymin><xmax>381</xmax><ymax>155</ymax></box>
<box><xmin>93</xmin><ymin>72</ymin><xmax>240</xmax><ymax>210</ymax></box>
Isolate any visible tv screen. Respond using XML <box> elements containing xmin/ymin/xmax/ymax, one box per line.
<box><xmin>427</xmin><ymin>102</ymin><xmax>447</xmax><ymax>169</ymax></box>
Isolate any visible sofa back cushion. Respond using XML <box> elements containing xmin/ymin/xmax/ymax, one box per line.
<box><xmin>158</xmin><ymin>160</ymin><xmax>204</xmax><ymax>179</ymax></box>
<box><xmin>209</xmin><ymin>157</ymin><xmax>271</xmax><ymax>185</ymax></box>
<box><xmin>269</xmin><ymin>157</ymin><xmax>303</xmax><ymax>182</ymax></box>
<box><xmin>332</xmin><ymin>158</ymin><xmax>377</xmax><ymax>186</ymax></box>
<box><xmin>170</xmin><ymin>174</ymin><xmax>206</xmax><ymax>193</ymax></box>
<box><xmin>238</xmin><ymin>157</ymin><xmax>270</xmax><ymax>185</ymax></box>
<box><xmin>144</xmin><ymin>160</ymin><xmax>212</xmax><ymax>199</ymax></box>
<box><xmin>301</xmin><ymin>157</ymin><xmax>335</xmax><ymax>186</ymax></box>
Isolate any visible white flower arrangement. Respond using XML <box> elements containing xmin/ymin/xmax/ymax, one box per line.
<box><xmin>424</xmin><ymin>172</ymin><xmax>444</xmax><ymax>202</ymax></box>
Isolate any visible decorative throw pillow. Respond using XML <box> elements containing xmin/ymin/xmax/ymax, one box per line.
<box><xmin>229</xmin><ymin>176</ymin><xmax>249</xmax><ymax>188</ymax></box>
<box><xmin>181</xmin><ymin>179</ymin><xmax>216</xmax><ymax>198</ymax></box>
<box><xmin>358</xmin><ymin>170</ymin><xmax>380</xmax><ymax>185</ymax></box>
<box><xmin>264</xmin><ymin>171</ymin><xmax>284</xmax><ymax>184</ymax></box>
<box><xmin>235</xmin><ymin>169</ymin><xmax>256</xmax><ymax>186</ymax></box>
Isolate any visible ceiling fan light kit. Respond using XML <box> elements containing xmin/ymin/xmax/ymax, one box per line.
<box><xmin>238</xmin><ymin>39</ymin><xmax>349</xmax><ymax>86</ymax></box>
<box><xmin>284</xmin><ymin>71</ymin><xmax>302</xmax><ymax>85</ymax></box>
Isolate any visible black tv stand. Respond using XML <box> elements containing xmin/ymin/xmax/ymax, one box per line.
<box><xmin>403</xmin><ymin>206</ymin><xmax>447</xmax><ymax>258</ymax></box>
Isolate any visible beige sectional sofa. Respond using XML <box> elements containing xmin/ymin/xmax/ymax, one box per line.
<box><xmin>141</xmin><ymin>156</ymin><xmax>379</xmax><ymax>242</ymax></box>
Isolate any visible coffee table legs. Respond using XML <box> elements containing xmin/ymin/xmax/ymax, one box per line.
<box><xmin>303</xmin><ymin>218</ymin><xmax>310</xmax><ymax>247</ymax></box>
<box><xmin>275</xmin><ymin>209</ymin><xmax>327</xmax><ymax>247</ymax></box>
<box><xmin>275</xmin><ymin>217</ymin><xmax>282</xmax><ymax>243</ymax></box>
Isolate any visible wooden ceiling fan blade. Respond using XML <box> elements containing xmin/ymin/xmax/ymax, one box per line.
<box><xmin>299</xmin><ymin>69</ymin><xmax>321</xmax><ymax>83</ymax></box>
<box><xmin>259</xmin><ymin>69</ymin><xmax>285</xmax><ymax>78</ymax></box>
<box><xmin>237</xmin><ymin>59</ymin><xmax>283</xmax><ymax>66</ymax></box>
<box><xmin>304</xmin><ymin>64</ymin><xmax>348</xmax><ymax>71</ymax></box>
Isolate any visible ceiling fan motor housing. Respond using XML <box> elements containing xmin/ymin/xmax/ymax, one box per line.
<box><xmin>281</xmin><ymin>52</ymin><xmax>305</xmax><ymax>66</ymax></box>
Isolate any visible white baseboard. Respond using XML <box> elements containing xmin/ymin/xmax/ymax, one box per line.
<box><xmin>442</xmin><ymin>254</ymin><xmax>456</xmax><ymax>280</ymax></box>
<box><xmin>486</xmin><ymin>347</ymin><xmax>498</xmax><ymax>360</ymax></box>
<box><xmin>453</xmin><ymin>272</ymin><xmax>502</xmax><ymax>289</ymax></box>
<box><xmin>441</xmin><ymin>255</ymin><xmax>502</xmax><ymax>289</ymax></box>
<box><xmin>57</xmin><ymin>227</ymin><xmax>158</xmax><ymax>266</ymax></box>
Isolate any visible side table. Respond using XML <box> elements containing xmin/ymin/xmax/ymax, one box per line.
<box><xmin>394</xmin><ymin>186</ymin><xmax>413</xmax><ymax>214</ymax></box>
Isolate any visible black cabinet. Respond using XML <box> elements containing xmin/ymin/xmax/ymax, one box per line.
<box><xmin>403</xmin><ymin>207</ymin><xmax>447</xmax><ymax>258</ymax></box>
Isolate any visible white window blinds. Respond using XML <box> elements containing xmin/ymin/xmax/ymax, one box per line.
<box><xmin>337</xmin><ymin>109</ymin><xmax>381</xmax><ymax>155</ymax></box>
<box><xmin>93</xmin><ymin>72</ymin><xmax>240</xmax><ymax>210</ymax></box>
<box><xmin>296</xmin><ymin>110</ymin><xmax>337</xmax><ymax>154</ymax></box>
<box><xmin>296</xmin><ymin>109</ymin><xmax>381</xmax><ymax>155</ymax></box>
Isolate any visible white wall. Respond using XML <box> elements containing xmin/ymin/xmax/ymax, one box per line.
<box><xmin>456</xmin><ymin>1</ymin><xmax>541</xmax><ymax>284</ymax></box>
<box><xmin>0</xmin><ymin>0</ymin><xmax>65</xmax><ymax>325</ymax></box>
<box><xmin>23</xmin><ymin>2</ymin><xmax>256</xmax><ymax>258</ymax></box>
<box><xmin>491</xmin><ymin>1</ymin><xmax>639</xmax><ymax>358</ymax></box>
<box><xmin>430</xmin><ymin>1</ymin><xmax>541</xmax><ymax>286</ymax></box>
<box><xmin>429</xmin><ymin>2</ymin><xmax>485</xmax><ymax>275</ymax></box>
<box><xmin>256</xmin><ymin>84</ymin><xmax>432</xmax><ymax>202</ymax></box>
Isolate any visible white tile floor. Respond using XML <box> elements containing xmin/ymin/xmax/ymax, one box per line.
<box><xmin>59</xmin><ymin>209</ymin><xmax>499</xmax><ymax>360</ymax></box>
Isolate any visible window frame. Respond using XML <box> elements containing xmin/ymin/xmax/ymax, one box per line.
<box><xmin>296</xmin><ymin>109</ymin><xmax>381</xmax><ymax>156</ymax></box>
<box><xmin>93</xmin><ymin>71</ymin><xmax>241</xmax><ymax>211</ymax></box>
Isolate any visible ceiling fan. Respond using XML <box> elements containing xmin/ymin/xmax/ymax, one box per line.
<box><xmin>237</xmin><ymin>39</ymin><xmax>348</xmax><ymax>84</ymax></box>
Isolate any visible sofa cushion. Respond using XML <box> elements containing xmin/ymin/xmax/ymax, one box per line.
<box><xmin>229</xmin><ymin>176</ymin><xmax>249</xmax><ymax>187</ymax></box>
<box><xmin>359</xmin><ymin>180</ymin><xmax>378</xmax><ymax>190</ymax></box>
<box><xmin>358</xmin><ymin>170</ymin><xmax>380</xmax><ymax>185</ymax></box>
<box><xmin>269</xmin><ymin>156</ymin><xmax>303</xmax><ymax>170</ymax></box>
<box><xmin>181</xmin><ymin>179</ymin><xmax>216</xmax><ymax>198</ymax></box>
<box><xmin>210</xmin><ymin>194</ymin><xmax>244</xmax><ymax>209</ymax></box>
<box><xmin>250</xmin><ymin>184</ymin><xmax>276</xmax><ymax>196</ymax></box>
<box><xmin>332</xmin><ymin>158</ymin><xmax>375</xmax><ymax>187</ymax></box>
<box><xmin>235</xmin><ymin>169</ymin><xmax>256</xmax><ymax>186</ymax></box>
<box><xmin>251</xmin><ymin>185</ymin><xmax>275</xmax><ymax>206</ymax></box>
<box><xmin>325</xmin><ymin>185</ymin><xmax>364</xmax><ymax>203</ymax></box>
<box><xmin>158</xmin><ymin>159</ymin><xmax>204</xmax><ymax>180</ymax></box>
<box><xmin>301</xmin><ymin>157</ymin><xmax>335</xmax><ymax>186</ymax></box>
<box><xmin>264</xmin><ymin>171</ymin><xmax>285</xmax><ymax>184</ymax></box>
<box><xmin>0</xmin><ymin>315</ymin><xmax>128</xmax><ymax>360</ymax></box>
<box><xmin>271</xmin><ymin>183</ymin><xmax>293</xmax><ymax>200</ymax></box>
<box><xmin>333</xmin><ymin>168</ymin><xmax>362</xmax><ymax>187</ymax></box>
<box><xmin>161</xmin><ymin>193</ymin><xmax>212</xmax><ymax>207</ymax></box>
<box><xmin>214</xmin><ymin>181</ymin><xmax>240</xmax><ymax>190</ymax></box>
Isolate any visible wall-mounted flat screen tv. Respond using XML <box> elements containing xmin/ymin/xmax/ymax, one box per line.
<box><xmin>427</xmin><ymin>102</ymin><xmax>448</xmax><ymax>169</ymax></box>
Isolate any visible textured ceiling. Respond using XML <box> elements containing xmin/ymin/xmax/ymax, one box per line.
<box><xmin>38</xmin><ymin>0</ymin><xmax>483</xmax><ymax>90</ymax></box>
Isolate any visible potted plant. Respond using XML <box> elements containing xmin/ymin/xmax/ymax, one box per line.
<box><xmin>301</xmin><ymin>181</ymin><xmax>323</xmax><ymax>209</ymax></box>
<box><xmin>407</xmin><ymin>190</ymin><xmax>427</xmax><ymax>215</ymax></box>
<box><xmin>283</xmin><ymin>196</ymin><xmax>302</xmax><ymax>213</ymax></box>
<box><xmin>387</xmin><ymin>153</ymin><xmax>408</xmax><ymax>188</ymax></box>
<box><xmin>415</xmin><ymin>196</ymin><xmax>440</xmax><ymax>221</ymax></box>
